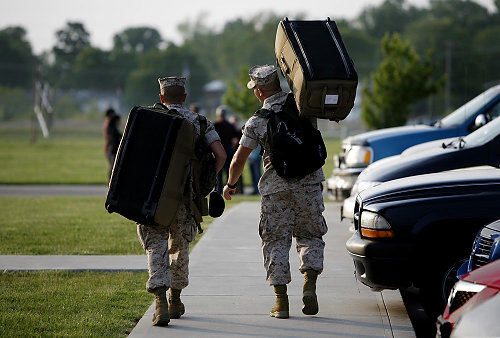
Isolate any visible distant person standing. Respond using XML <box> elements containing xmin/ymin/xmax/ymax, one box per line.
<box><xmin>248</xmin><ymin>145</ymin><xmax>262</xmax><ymax>195</ymax></box>
<box><xmin>106</xmin><ymin>114</ymin><xmax>122</xmax><ymax>181</ymax></box>
<box><xmin>189</xmin><ymin>103</ymin><xmax>201</xmax><ymax>115</ymax></box>
<box><xmin>229</xmin><ymin>114</ymin><xmax>244</xmax><ymax>194</ymax></box>
<box><xmin>214</xmin><ymin>105</ymin><xmax>239</xmax><ymax>192</ymax></box>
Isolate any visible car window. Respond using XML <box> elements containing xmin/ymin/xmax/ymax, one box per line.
<box><xmin>439</xmin><ymin>89</ymin><xmax>499</xmax><ymax>128</ymax></box>
<box><xmin>463</xmin><ymin>116</ymin><xmax>500</xmax><ymax>147</ymax></box>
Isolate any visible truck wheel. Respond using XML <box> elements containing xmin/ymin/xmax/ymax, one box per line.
<box><xmin>419</xmin><ymin>257</ymin><xmax>467</xmax><ymax>318</ymax></box>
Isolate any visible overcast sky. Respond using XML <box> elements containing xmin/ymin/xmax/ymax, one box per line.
<box><xmin>1</xmin><ymin>0</ymin><xmax>495</xmax><ymax>54</ymax></box>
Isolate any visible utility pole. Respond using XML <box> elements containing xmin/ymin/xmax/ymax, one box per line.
<box><xmin>445</xmin><ymin>41</ymin><xmax>452</xmax><ymax>112</ymax></box>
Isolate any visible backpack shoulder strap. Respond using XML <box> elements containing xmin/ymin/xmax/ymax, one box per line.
<box><xmin>197</xmin><ymin>115</ymin><xmax>207</xmax><ymax>137</ymax></box>
<box><xmin>254</xmin><ymin>109</ymin><xmax>272</xmax><ymax>119</ymax></box>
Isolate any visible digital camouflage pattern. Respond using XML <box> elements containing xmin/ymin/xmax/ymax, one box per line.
<box><xmin>260</xmin><ymin>184</ymin><xmax>327</xmax><ymax>285</ymax></box>
<box><xmin>240</xmin><ymin>90</ymin><xmax>325</xmax><ymax>196</ymax></box>
<box><xmin>137</xmin><ymin>203</ymin><xmax>195</xmax><ymax>292</ymax></box>
<box><xmin>137</xmin><ymin>102</ymin><xmax>220</xmax><ymax>293</ymax></box>
<box><xmin>240</xmin><ymin>89</ymin><xmax>327</xmax><ymax>285</ymax></box>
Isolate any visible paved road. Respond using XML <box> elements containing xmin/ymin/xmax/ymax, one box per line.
<box><xmin>130</xmin><ymin>202</ymin><xmax>414</xmax><ymax>337</ymax></box>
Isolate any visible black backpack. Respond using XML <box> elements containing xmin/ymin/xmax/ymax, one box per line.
<box><xmin>254</xmin><ymin>93</ymin><xmax>327</xmax><ymax>179</ymax></box>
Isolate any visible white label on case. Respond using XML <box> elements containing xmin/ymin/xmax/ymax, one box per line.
<box><xmin>325</xmin><ymin>94</ymin><xmax>339</xmax><ymax>105</ymax></box>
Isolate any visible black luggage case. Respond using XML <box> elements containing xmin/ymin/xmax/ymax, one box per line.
<box><xmin>275</xmin><ymin>18</ymin><xmax>358</xmax><ymax>121</ymax></box>
<box><xmin>105</xmin><ymin>106</ymin><xmax>195</xmax><ymax>227</ymax></box>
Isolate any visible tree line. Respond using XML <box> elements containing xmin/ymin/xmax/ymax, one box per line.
<box><xmin>0</xmin><ymin>0</ymin><xmax>499</xmax><ymax>123</ymax></box>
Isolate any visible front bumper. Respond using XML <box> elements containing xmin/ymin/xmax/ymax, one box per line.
<box><xmin>346</xmin><ymin>231</ymin><xmax>414</xmax><ymax>290</ymax></box>
<box><xmin>326</xmin><ymin>167</ymin><xmax>364</xmax><ymax>201</ymax></box>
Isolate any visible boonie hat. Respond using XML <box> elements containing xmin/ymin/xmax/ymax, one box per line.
<box><xmin>247</xmin><ymin>65</ymin><xmax>278</xmax><ymax>89</ymax></box>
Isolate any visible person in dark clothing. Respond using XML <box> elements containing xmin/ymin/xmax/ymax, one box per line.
<box><xmin>106</xmin><ymin>114</ymin><xmax>122</xmax><ymax>181</ymax></box>
<box><xmin>214</xmin><ymin>106</ymin><xmax>239</xmax><ymax>192</ymax></box>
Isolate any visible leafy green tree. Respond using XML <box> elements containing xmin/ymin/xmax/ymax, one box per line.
<box><xmin>125</xmin><ymin>45</ymin><xmax>208</xmax><ymax>106</ymax></box>
<box><xmin>73</xmin><ymin>47</ymin><xmax>111</xmax><ymax>89</ymax></box>
<box><xmin>358</xmin><ymin>0</ymin><xmax>423</xmax><ymax>39</ymax></box>
<box><xmin>223</xmin><ymin>66</ymin><xmax>261</xmax><ymax>118</ymax></box>
<box><xmin>113</xmin><ymin>27</ymin><xmax>162</xmax><ymax>54</ymax></box>
<box><xmin>50</xmin><ymin>22</ymin><xmax>91</xmax><ymax>88</ymax></box>
<box><xmin>362</xmin><ymin>33</ymin><xmax>445</xmax><ymax>129</ymax></box>
<box><xmin>0</xmin><ymin>26</ymin><xmax>34</xmax><ymax>88</ymax></box>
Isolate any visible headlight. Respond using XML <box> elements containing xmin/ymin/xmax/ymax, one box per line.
<box><xmin>447</xmin><ymin>280</ymin><xmax>486</xmax><ymax>312</ymax></box>
<box><xmin>344</xmin><ymin>145</ymin><xmax>373</xmax><ymax>167</ymax></box>
<box><xmin>360</xmin><ymin>210</ymin><xmax>394</xmax><ymax>238</ymax></box>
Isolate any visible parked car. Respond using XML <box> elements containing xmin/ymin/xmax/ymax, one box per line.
<box><xmin>436</xmin><ymin>219</ymin><xmax>500</xmax><ymax>337</ymax></box>
<box><xmin>327</xmin><ymin>85</ymin><xmax>500</xmax><ymax>200</ymax></box>
<box><xmin>457</xmin><ymin>219</ymin><xmax>500</xmax><ymax>279</ymax></box>
<box><xmin>437</xmin><ymin>260</ymin><xmax>500</xmax><ymax>338</ymax></box>
<box><xmin>345</xmin><ymin>168</ymin><xmax>500</xmax><ymax>317</ymax></box>
<box><xmin>342</xmin><ymin>115</ymin><xmax>500</xmax><ymax>220</ymax></box>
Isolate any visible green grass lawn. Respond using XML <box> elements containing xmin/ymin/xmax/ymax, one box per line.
<box><xmin>0</xmin><ymin>195</ymin><xmax>260</xmax><ymax>255</ymax></box>
<box><xmin>0</xmin><ymin>129</ymin><xmax>341</xmax><ymax>184</ymax></box>
<box><xmin>0</xmin><ymin>270</ymin><xmax>152</xmax><ymax>337</ymax></box>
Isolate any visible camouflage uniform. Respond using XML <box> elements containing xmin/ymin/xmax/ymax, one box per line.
<box><xmin>137</xmin><ymin>102</ymin><xmax>220</xmax><ymax>292</ymax></box>
<box><xmin>240</xmin><ymin>90</ymin><xmax>327</xmax><ymax>286</ymax></box>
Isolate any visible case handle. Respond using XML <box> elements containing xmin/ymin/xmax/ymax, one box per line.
<box><xmin>280</xmin><ymin>55</ymin><xmax>291</xmax><ymax>75</ymax></box>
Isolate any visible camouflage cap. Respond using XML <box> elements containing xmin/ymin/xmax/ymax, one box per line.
<box><xmin>158</xmin><ymin>76</ymin><xmax>186</xmax><ymax>90</ymax></box>
<box><xmin>247</xmin><ymin>65</ymin><xmax>278</xmax><ymax>89</ymax></box>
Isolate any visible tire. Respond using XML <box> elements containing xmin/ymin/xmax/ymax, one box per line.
<box><xmin>419</xmin><ymin>257</ymin><xmax>468</xmax><ymax>318</ymax></box>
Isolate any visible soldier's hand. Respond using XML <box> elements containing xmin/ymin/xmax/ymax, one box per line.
<box><xmin>223</xmin><ymin>185</ymin><xmax>236</xmax><ymax>200</ymax></box>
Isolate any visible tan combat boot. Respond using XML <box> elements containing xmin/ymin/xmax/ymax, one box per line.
<box><xmin>302</xmin><ymin>269</ymin><xmax>319</xmax><ymax>315</ymax></box>
<box><xmin>270</xmin><ymin>285</ymin><xmax>289</xmax><ymax>319</ymax></box>
<box><xmin>168</xmin><ymin>288</ymin><xmax>185</xmax><ymax>319</ymax></box>
<box><xmin>151</xmin><ymin>286</ymin><xmax>170</xmax><ymax>326</ymax></box>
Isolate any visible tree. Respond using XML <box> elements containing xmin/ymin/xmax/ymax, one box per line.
<box><xmin>362</xmin><ymin>33</ymin><xmax>445</xmax><ymax>129</ymax></box>
<box><xmin>50</xmin><ymin>22</ymin><xmax>91</xmax><ymax>88</ymax></box>
<box><xmin>223</xmin><ymin>66</ymin><xmax>261</xmax><ymax>118</ymax></box>
<box><xmin>113</xmin><ymin>27</ymin><xmax>162</xmax><ymax>54</ymax></box>
<box><xmin>125</xmin><ymin>45</ymin><xmax>208</xmax><ymax>106</ymax></box>
<box><xmin>73</xmin><ymin>47</ymin><xmax>111</xmax><ymax>89</ymax></box>
<box><xmin>358</xmin><ymin>0</ymin><xmax>423</xmax><ymax>39</ymax></box>
<box><xmin>0</xmin><ymin>26</ymin><xmax>34</xmax><ymax>88</ymax></box>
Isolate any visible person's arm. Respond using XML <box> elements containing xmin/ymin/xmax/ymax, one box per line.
<box><xmin>209</xmin><ymin>140</ymin><xmax>226</xmax><ymax>174</ymax></box>
<box><xmin>223</xmin><ymin>145</ymin><xmax>252</xmax><ymax>200</ymax></box>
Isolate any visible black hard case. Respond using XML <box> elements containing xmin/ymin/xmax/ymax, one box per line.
<box><xmin>276</xmin><ymin>18</ymin><xmax>358</xmax><ymax>121</ymax></box>
<box><xmin>105</xmin><ymin>106</ymin><xmax>194</xmax><ymax>226</ymax></box>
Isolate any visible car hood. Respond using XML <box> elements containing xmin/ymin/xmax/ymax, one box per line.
<box><xmin>463</xmin><ymin>260</ymin><xmax>500</xmax><ymax>289</ymax></box>
<box><xmin>402</xmin><ymin>137</ymin><xmax>456</xmax><ymax>156</ymax></box>
<box><xmin>359</xmin><ymin>168</ymin><xmax>500</xmax><ymax>204</ymax></box>
<box><xmin>485</xmin><ymin>219</ymin><xmax>500</xmax><ymax>232</ymax></box>
<box><xmin>345</xmin><ymin>125</ymin><xmax>438</xmax><ymax>146</ymax></box>
<box><xmin>357</xmin><ymin>141</ymin><xmax>491</xmax><ymax>183</ymax></box>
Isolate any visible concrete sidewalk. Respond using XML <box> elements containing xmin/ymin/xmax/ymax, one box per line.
<box><xmin>130</xmin><ymin>201</ymin><xmax>414</xmax><ymax>337</ymax></box>
<box><xmin>0</xmin><ymin>255</ymin><xmax>146</xmax><ymax>271</ymax></box>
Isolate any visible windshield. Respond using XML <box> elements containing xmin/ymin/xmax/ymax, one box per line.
<box><xmin>463</xmin><ymin>116</ymin><xmax>500</xmax><ymax>147</ymax></box>
<box><xmin>439</xmin><ymin>87</ymin><xmax>499</xmax><ymax>128</ymax></box>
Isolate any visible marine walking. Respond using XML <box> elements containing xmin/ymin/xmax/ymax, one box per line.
<box><xmin>223</xmin><ymin>65</ymin><xmax>328</xmax><ymax>318</ymax></box>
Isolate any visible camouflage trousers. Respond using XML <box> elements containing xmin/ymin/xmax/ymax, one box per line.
<box><xmin>137</xmin><ymin>203</ymin><xmax>196</xmax><ymax>293</ymax></box>
<box><xmin>260</xmin><ymin>184</ymin><xmax>327</xmax><ymax>285</ymax></box>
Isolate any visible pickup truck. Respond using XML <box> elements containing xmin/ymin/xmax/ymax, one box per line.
<box><xmin>327</xmin><ymin>85</ymin><xmax>500</xmax><ymax>200</ymax></box>
<box><xmin>345</xmin><ymin>167</ymin><xmax>500</xmax><ymax>317</ymax></box>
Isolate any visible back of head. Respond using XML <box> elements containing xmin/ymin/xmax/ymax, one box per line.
<box><xmin>105</xmin><ymin>107</ymin><xmax>116</xmax><ymax>118</ymax></box>
<box><xmin>216</xmin><ymin>105</ymin><xmax>227</xmax><ymax>120</ymax></box>
<box><xmin>162</xmin><ymin>85</ymin><xmax>186</xmax><ymax>104</ymax></box>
